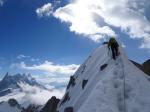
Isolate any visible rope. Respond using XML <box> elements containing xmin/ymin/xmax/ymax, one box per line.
<box><xmin>120</xmin><ymin>56</ymin><xmax>126</xmax><ymax>112</ymax></box>
<box><xmin>123</xmin><ymin>67</ymin><xmax>126</xmax><ymax>112</ymax></box>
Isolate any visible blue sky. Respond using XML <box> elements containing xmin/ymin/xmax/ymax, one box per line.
<box><xmin>0</xmin><ymin>0</ymin><xmax>150</xmax><ymax>80</ymax></box>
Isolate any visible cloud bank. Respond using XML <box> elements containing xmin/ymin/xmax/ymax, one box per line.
<box><xmin>10</xmin><ymin>59</ymin><xmax>79</xmax><ymax>91</ymax></box>
<box><xmin>0</xmin><ymin>82</ymin><xmax>65</xmax><ymax>108</ymax></box>
<box><xmin>36</xmin><ymin>0</ymin><xmax>150</xmax><ymax>49</ymax></box>
<box><xmin>18</xmin><ymin>82</ymin><xmax>65</xmax><ymax>107</ymax></box>
<box><xmin>11</xmin><ymin>61</ymin><xmax>79</xmax><ymax>76</ymax></box>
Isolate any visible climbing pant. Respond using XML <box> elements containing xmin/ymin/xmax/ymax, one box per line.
<box><xmin>110</xmin><ymin>43</ymin><xmax>119</xmax><ymax>60</ymax></box>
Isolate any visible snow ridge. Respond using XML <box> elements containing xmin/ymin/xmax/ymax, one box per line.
<box><xmin>57</xmin><ymin>45</ymin><xmax>150</xmax><ymax>112</ymax></box>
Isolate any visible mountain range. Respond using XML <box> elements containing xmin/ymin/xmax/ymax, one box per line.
<box><xmin>0</xmin><ymin>73</ymin><xmax>45</xmax><ymax>96</ymax></box>
<box><xmin>0</xmin><ymin>45</ymin><xmax>150</xmax><ymax>112</ymax></box>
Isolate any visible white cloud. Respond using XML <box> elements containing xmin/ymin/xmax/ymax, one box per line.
<box><xmin>53</xmin><ymin>2</ymin><xmax>116</xmax><ymax>42</ymax></box>
<box><xmin>34</xmin><ymin>75</ymin><xmax>69</xmax><ymax>85</ymax></box>
<box><xmin>121</xmin><ymin>43</ymin><xmax>126</xmax><ymax>48</ymax></box>
<box><xmin>54</xmin><ymin>0</ymin><xmax>61</xmax><ymax>5</ymax></box>
<box><xmin>0</xmin><ymin>0</ymin><xmax>3</xmax><ymax>7</ymax></box>
<box><xmin>10</xmin><ymin>60</ymin><xmax>78</xmax><ymax>90</ymax></box>
<box><xmin>36</xmin><ymin>3</ymin><xmax>53</xmax><ymax>17</ymax></box>
<box><xmin>17</xmin><ymin>55</ymin><xmax>40</xmax><ymax>62</ymax></box>
<box><xmin>31</xmin><ymin>58</ymin><xmax>39</xmax><ymax>62</ymax></box>
<box><xmin>33</xmin><ymin>74</ymin><xmax>69</xmax><ymax>90</ymax></box>
<box><xmin>37</xmin><ymin>0</ymin><xmax>150</xmax><ymax>50</ymax></box>
<box><xmin>0</xmin><ymin>82</ymin><xmax>65</xmax><ymax>108</ymax></box>
<box><xmin>18</xmin><ymin>82</ymin><xmax>65</xmax><ymax>98</ymax></box>
<box><xmin>17</xmin><ymin>82</ymin><xmax>65</xmax><ymax>107</ymax></box>
<box><xmin>19</xmin><ymin>85</ymin><xmax>64</xmax><ymax>107</ymax></box>
<box><xmin>12</xmin><ymin>61</ymin><xmax>79</xmax><ymax>75</ymax></box>
<box><xmin>140</xmin><ymin>36</ymin><xmax>150</xmax><ymax>49</ymax></box>
<box><xmin>17</xmin><ymin>54</ymin><xmax>30</xmax><ymax>59</ymax></box>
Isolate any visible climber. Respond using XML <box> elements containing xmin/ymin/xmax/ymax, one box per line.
<box><xmin>108</xmin><ymin>37</ymin><xmax>119</xmax><ymax>60</ymax></box>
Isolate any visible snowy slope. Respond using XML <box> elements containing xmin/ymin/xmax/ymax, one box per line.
<box><xmin>57</xmin><ymin>45</ymin><xmax>150</xmax><ymax>112</ymax></box>
<box><xmin>0</xmin><ymin>102</ymin><xmax>21</xmax><ymax>112</ymax></box>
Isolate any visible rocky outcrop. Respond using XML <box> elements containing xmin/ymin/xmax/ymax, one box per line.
<box><xmin>131</xmin><ymin>59</ymin><xmax>150</xmax><ymax>76</ymax></box>
<box><xmin>143</xmin><ymin>59</ymin><xmax>150</xmax><ymax>76</ymax></box>
<box><xmin>82</xmin><ymin>80</ymin><xmax>88</xmax><ymax>89</ymax></box>
<box><xmin>60</xmin><ymin>92</ymin><xmax>70</xmax><ymax>106</ymax></box>
<box><xmin>67</xmin><ymin>76</ymin><xmax>76</xmax><ymax>89</ymax></box>
<box><xmin>8</xmin><ymin>99</ymin><xmax>19</xmax><ymax>107</ymax></box>
<box><xmin>7</xmin><ymin>98</ymin><xmax>23</xmax><ymax>111</ymax></box>
<box><xmin>24</xmin><ymin>104</ymin><xmax>40</xmax><ymax>112</ymax></box>
<box><xmin>130</xmin><ymin>60</ymin><xmax>143</xmax><ymax>71</ymax></box>
<box><xmin>64</xmin><ymin>107</ymin><xmax>73</xmax><ymax>112</ymax></box>
<box><xmin>41</xmin><ymin>96</ymin><xmax>60</xmax><ymax>112</ymax></box>
<box><xmin>100</xmin><ymin>64</ymin><xmax>108</xmax><ymax>71</ymax></box>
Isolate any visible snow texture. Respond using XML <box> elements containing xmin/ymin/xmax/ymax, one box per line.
<box><xmin>0</xmin><ymin>102</ymin><xmax>21</xmax><ymax>112</ymax></box>
<box><xmin>57</xmin><ymin>45</ymin><xmax>150</xmax><ymax>112</ymax></box>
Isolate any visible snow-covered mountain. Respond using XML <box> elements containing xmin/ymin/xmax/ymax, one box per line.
<box><xmin>0</xmin><ymin>44</ymin><xmax>150</xmax><ymax>112</ymax></box>
<box><xmin>0</xmin><ymin>99</ymin><xmax>22</xmax><ymax>112</ymax></box>
<box><xmin>56</xmin><ymin>45</ymin><xmax>150</xmax><ymax>112</ymax></box>
<box><xmin>0</xmin><ymin>73</ymin><xmax>64</xmax><ymax>111</ymax></box>
<box><xmin>0</xmin><ymin>73</ymin><xmax>45</xmax><ymax>96</ymax></box>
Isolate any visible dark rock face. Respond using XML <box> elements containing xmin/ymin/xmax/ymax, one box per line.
<box><xmin>24</xmin><ymin>104</ymin><xmax>40</xmax><ymax>112</ymax></box>
<box><xmin>7</xmin><ymin>99</ymin><xmax>23</xmax><ymax>111</ymax></box>
<box><xmin>81</xmin><ymin>65</ymin><xmax>86</xmax><ymax>74</ymax></box>
<box><xmin>130</xmin><ymin>59</ymin><xmax>150</xmax><ymax>76</ymax></box>
<box><xmin>67</xmin><ymin>76</ymin><xmax>76</xmax><ymax>89</ymax></box>
<box><xmin>130</xmin><ymin>60</ymin><xmax>143</xmax><ymax>71</ymax></box>
<box><xmin>100</xmin><ymin>64</ymin><xmax>108</xmax><ymax>71</ymax></box>
<box><xmin>8</xmin><ymin>99</ymin><xmax>18</xmax><ymax>107</ymax></box>
<box><xmin>0</xmin><ymin>88</ymin><xmax>12</xmax><ymax>96</ymax></box>
<box><xmin>82</xmin><ymin>80</ymin><xmax>88</xmax><ymax>89</ymax></box>
<box><xmin>143</xmin><ymin>59</ymin><xmax>150</xmax><ymax>76</ymax></box>
<box><xmin>60</xmin><ymin>92</ymin><xmax>70</xmax><ymax>106</ymax></box>
<box><xmin>41</xmin><ymin>96</ymin><xmax>60</xmax><ymax>112</ymax></box>
<box><xmin>64</xmin><ymin>107</ymin><xmax>73</xmax><ymax>112</ymax></box>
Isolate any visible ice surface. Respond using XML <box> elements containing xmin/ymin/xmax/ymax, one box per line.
<box><xmin>57</xmin><ymin>45</ymin><xmax>150</xmax><ymax>112</ymax></box>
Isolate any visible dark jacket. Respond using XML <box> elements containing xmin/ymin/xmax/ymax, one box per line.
<box><xmin>108</xmin><ymin>38</ymin><xmax>119</xmax><ymax>48</ymax></box>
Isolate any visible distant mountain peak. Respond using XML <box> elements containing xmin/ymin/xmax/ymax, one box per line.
<box><xmin>3</xmin><ymin>72</ymin><xmax>10</xmax><ymax>80</ymax></box>
<box><xmin>0</xmin><ymin>73</ymin><xmax>45</xmax><ymax>96</ymax></box>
